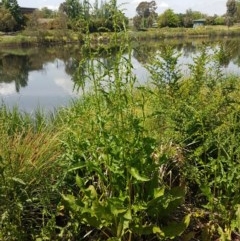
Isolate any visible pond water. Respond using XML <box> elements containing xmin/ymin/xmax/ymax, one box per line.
<box><xmin>1</xmin><ymin>37</ymin><xmax>240</xmax><ymax>112</ymax></box>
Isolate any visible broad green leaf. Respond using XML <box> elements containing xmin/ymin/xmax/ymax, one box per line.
<box><xmin>153</xmin><ymin>226</ymin><xmax>165</xmax><ymax>236</ymax></box>
<box><xmin>61</xmin><ymin>194</ymin><xmax>76</xmax><ymax>205</ymax></box>
<box><xmin>132</xmin><ymin>224</ymin><xmax>155</xmax><ymax>235</ymax></box>
<box><xmin>76</xmin><ymin>174</ymin><xmax>83</xmax><ymax>188</ymax></box>
<box><xmin>129</xmin><ymin>167</ymin><xmax>150</xmax><ymax>182</ymax></box>
<box><xmin>162</xmin><ymin>214</ymin><xmax>191</xmax><ymax>239</ymax></box>
<box><xmin>117</xmin><ymin>220</ymin><xmax>123</xmax><ymax>238</ymax></box>
<box><xmin>184</xmin><ymin>214</ymin><xmax>191</xmax><ymax>227</ymax></box>
<box><xmin>68</xmin><ymin>163</ymin><xmax>86</xmax><ymax>172</ymax></box>
<box><xmin>123</xmin><ymin>209</ymin><xmax>132</xmax><ymax>220</ymax></box>
<box><xmin>154</xmin><ymin>187</ymin><xmax>165</xmax><ymax>198</ymax></box>
<box><xmin>11</xmin><ymin>177</ymin><xmax>26</xmax><ymax>185</ymax></box>
<box><xmin>231</xmin><ymin>204</ymin><xmax>240</xmax><ymax>230</ymax></box>
<box><xmin>132</xmin><ymin>203</ymin><xmax>147</xmax><ymax>212</ymax></box>
<box><xmin>85</xmin><ymin>185</ymin><xmax>97</xmax><ymax>199</ymax></box>
<box><xmin>61</xmin><ymin>194</ymin><xmax>80</xmax><ymax>212</ymax></box>
<box><xmin>111</xmin><ymin>207</ymin><xmax>126</xmax><ymax>216</ymax></box>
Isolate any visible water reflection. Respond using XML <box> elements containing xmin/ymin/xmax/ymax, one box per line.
<box><xmin>1</xmin><ymin>37</ymin><xmax>240</xmax><ymax>112</ymax></box>
<box><xmin>0</xmin><ymin>54</ymin><xmax>29</xmax><ymax>92</ymax></box>
<box><xmin>0</xmin><ymin>46</ymin><xmax>83</xmax><ymax>112</ymax></box>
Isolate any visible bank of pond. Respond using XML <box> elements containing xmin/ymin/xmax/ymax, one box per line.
<box><xmin>1</xmin><ymin>37</ymin><xmax>240</xmax><ymax>240</ymax></box>
<box><xmin>1</xmin><ymin>25</ymin><xmax>240</xmax><ymax>48</ymax></box>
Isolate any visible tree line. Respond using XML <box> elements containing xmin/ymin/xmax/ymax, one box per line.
<box><xmin>0</xmin><ymin>0</ymin><xmax>239</xmax><ymax>33</ymax></box>
<box><xmin>0</xmin><ymin>0</ymin><xmax>128</xmax><ymax>32</ymax></box>
<box><xmin>133</xmin><ymin>0</ymin><xmax>240</xmax><ymax>29</ymax></box>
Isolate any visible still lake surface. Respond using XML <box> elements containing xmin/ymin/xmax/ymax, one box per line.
<box><xmin>1</xmin><ymin>37</ymin><xmax>240</xmax><ymax>112</ymax></box>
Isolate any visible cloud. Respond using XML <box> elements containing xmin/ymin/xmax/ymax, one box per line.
<box><xmin>0</xmin><ymin>83</ymin><xmax>15</xmax><ymax>95</ymax></box>
<box><xmin>159</xmin><ymin>1</ymin><xmax>169</xmax><ymax>8</ymax></box>
<box><xmin>54</xmin><ymin>78</ymin><xmax>78</xmax><ymax>96</ymax></box>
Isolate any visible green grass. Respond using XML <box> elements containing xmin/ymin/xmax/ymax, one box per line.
<box><xmin>130</xmin><ymin>25</ymin><xmax>240</xmax><ymax>41</ymax></box>
<box><xmin>2</xmin><ymin>24</ymin><xmax>240</xmax><ymax>48</ymax></box>
<box><xmin>0</xmin><ymin>30</ymin><xmax>83</xmax><ymax>47</ymax></box>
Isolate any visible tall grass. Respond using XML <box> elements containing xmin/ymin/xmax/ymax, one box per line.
<box><xmin>0</xmin><ymin>106</ymin><xmax>65</xmax><ymax>239</ymax></box>
<box><xmin>131</xmin><ymin>26</ymin><xmax>240</xmax><ymax>42</ymax></box>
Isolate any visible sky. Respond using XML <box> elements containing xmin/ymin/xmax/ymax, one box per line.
<box><xmin>17</xmin><ymin>0</ymin><xmax>227</xmax><ymax>17</ymax></box>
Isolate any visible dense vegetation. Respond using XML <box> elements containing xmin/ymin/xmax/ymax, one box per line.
<box><xmin>133</xmin><ymin>0</ymin><xmax>240</xmax><ymax>29</ymax></box>
<box><xmin>2</xmin><ymin>1</ymin><xmax>240</xmax><ymax>240</ymax></box>
<box><xmin>0</xmin><ymin>0</ymin><xmax>128</xmax><ymax>33</ymax></box>
<box><xmin>1</xmin><ymin>16</ymin><xmax>240</xmax><ymax>240</ymax></box>
<box><xmin>0</xmin><ymin>0</ymin><xmax>240</xmax><ymax>33</ymax></box>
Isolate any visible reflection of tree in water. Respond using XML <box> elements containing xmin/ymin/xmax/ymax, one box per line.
<box><xmin>182</xmin><ymin>42</ymin><xmax>197</xmax><ymax>57</ymax></box>
<box><xmin>1</xmin><ymin>39</ymin><xmax>240</xmax><ymax>94</ymax></box>
<box><xmin>65</xmin><ymin>57</ymin><xmax>79</xmax><ymax>76</ymax></box>
<box><xmin>0</xmin><ymin>45</ymin><xmax>83</xmax><ymax>93</ymax></box>
<box><xmin>132</xmin><ymin>41</ymin><xmax>194</xmax><ymax>64</ymax></box>
<box><xmin>133</xmin><ymin>44</ymin><xmax>152</xmax><ymax>64</ymax></box>
<box><xmin>132</xmin><ymin>38</ymin><xmax>240</xmax><ymax>69</ymax></box>
<box><xmin>72</xmin><ymin>50</ymin><xmax>119</xmax><ymax>91</ymax></box>
<box><xmin>0</xmin><ymin>54</ymin><xmax>29</xmax><ymax>92</ymax></box>
<box><xmin>223</xmin><ymin>39</ymin><xmax>240</xmax><ymax>67</ymax></box>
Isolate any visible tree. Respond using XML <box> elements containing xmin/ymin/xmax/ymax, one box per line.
<box><xmin>226</xmin><ymin>0</ymin><xmax>237</xmax><ymax>27</ymax></box>
<box><xmin>0</xmin><ymin>7</ymin><xmax>17</xmax><ymax>31</ymax></box>
<box><xmin>136</xmin><ymin>1</ymin><xmax>157</xmax><ymax>18</ymax></box>
<box><xmin>59</xmin><ymin>0</ymin><xmax>82</xmax><ymax>20</ymax></box>
<box><xmin>183</xmin><ymin>9</ymin><xmax>204</xmax><ymax>28</ymax></box>
<box><xmin>133</xmin><ymin>15</ymin><xmax>142</xmax><ymax>29</ymax></box>
<box><xmin>213</xmin><ymin>15</ymin><xmax>225</xmax><ymax>25</ymax></box>
<box><xmin>158</xmin><ymin>9</ymin><xmax>180</xmax><ymax>28</ymax></box>
<box><xmin>2</xmin><ymin>0</ymin><xmax>23</xmax><ymax>29</ymax></box>
<box><xmin>39</xmin><ymin>7</ymin><xmax>57</xmax><ymax>18</ymax></box>
<box><xmin>235</xmin><ymin>0</ymin><xmax>240</xmax><ymax>22</ymax></box>
<box><xmin>134</xmin><ymin>1</ymin><xmax>157</xmax><ymax>29</ymax></box>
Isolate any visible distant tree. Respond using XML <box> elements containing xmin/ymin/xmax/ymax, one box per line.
<box><xmin>136</xmin><ymin>1</ymin><xmax>157</xmax><ymax>18</ymax></box>
<box><xmin>2</xmin><ymin>0</ymin><xmax>24</xmax><ymax>29</ymax></box>
<box><xmin>0</xmin><ymin>7</ymin><xmax>17</xmax><ymax>31</ymax></box>
<box><xmin>235</xmin><ymin>1</ymin><xmax>240</xmax><ymax>22</ymax></box>
<box><xmin>183</xmin><ymin>9</ymin><xmax>204</xmax><ymax>28</ymax></box>
<box><xmin>133</xmin><ymin>15</ymin><xmax>142</xmax><ymax>29</ymax></box>
<box><xmin>158</xmin><ymin>9</ymin><xmax>180</xmax><ymax>27</ymax></box>
<box><xmin>226</xmin><ymin>0</ymin><xmax>237</xmax><ymax>27</ymax></box>
<box><xmin>177</xmin><ymin>13</ymin><xmax>185</xmax><ymax>27</ymax></box>
<box><xmin>25</xmin><ymin>10</ymin><xmax>41</xmax><ymax>30</ymax></box>
<box><xmin>134</xmin><ymin>1</ymin><xmax>157</xmax><ymax>29</ymax></box>
<box><xmin>59</xmin><ymin>0</ymin><xmax>82</xmax><ymax>20</ymax></box>
<box><xmin>214</xmin><ymin>16</ymin><xmax>225</xmax><ymax>25</ymax></box>
<box><xmin>58</xmin><ymin>0</ymin><xmax>127</xmax><ymax>32</ymax></box>
<box><xmin>39</xmin><ymin>7</ymin><xmax>57</xmax><ymax>18</ymax></box>
<box><xmin>226</xmin><ymin>0</ymin><xmax>237</xmax><ymax>16</ymax></box>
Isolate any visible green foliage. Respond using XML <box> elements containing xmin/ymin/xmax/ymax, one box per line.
<box><xmin>59</xmin><ymin>0</ymin><xmax>83</xmax><ymax>20</ymax></box>
<box><xmin>147</xmin><ymin>46</ymin><xmax>182</xmax><ymax>90</ymax></box>
<box><xmin>0</xmin><ymin>106</ymin><xmax>65</xmax><ymax>240</ymax></box>
<box><xmin>58</xmin><ymin>0</ymin><xmax>127</xmax><ymax>33</ymax></box>
<box><xmin>226</xmin><ymin>0</ymin><xmax>237</xmax><ymax>27</ymax></box>
<box><xmin>226</xmin><ymin>0</ymin><xmax>237</xmax><ymax>17</ymax></box>
<box><xmin>39</xmin><ymin>7</ymin><xmax>57</xmax><ymax>19</ymax></box>
<box><xmin>183</xmin><ymin>8</ymin><xmax>205</xmax><ymax>28</ymax></box>
<box><xmin>214</xmin><ymin>16</ymin><xmax>225</xmax><ymax>25</ymax></box>
<box><xmin>58</xmin><ymin>18</ymin><xmax>188</xmax><ymax>240</ymax></box>
<box><xmin>3</xmin><ymin>2</ymin><xmax>240</xmax><ymax>240</ymax></box>
<box><xmin>2</xmin><ymin>0</ymin><xmax>24</xmax><ymax>29</ymax></box>
<box><xmin>146</xmin><ymin>44</ymin><xmax>240</xmax><ymax>239</ymax></box>
<box><xmin>133</xmin><ymin>0</ymin><xmax>157</xmax><ymax>29</ymax></box>
<box><xmin>0</xmin><ymin>6</ymin><xmax>17</xmax><ymax>32</ymax></box>
<box><xmin>158</xmin><ymin>9</ymin><xmax>180</xmax><ymax>28</ymax></box>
